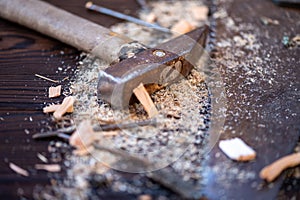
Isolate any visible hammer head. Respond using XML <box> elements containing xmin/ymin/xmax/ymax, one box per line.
<box><xmin>97</xmin><ymin>25</ymin><xmax>209</xmax><ymax>109</ymax></box>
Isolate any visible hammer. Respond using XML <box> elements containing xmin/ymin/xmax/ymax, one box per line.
<box><xmin>0</xmin><ymin>0</ymin><xmax>208</xmax><ymax>109</ymax></box>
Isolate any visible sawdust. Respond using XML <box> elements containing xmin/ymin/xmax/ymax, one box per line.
<box><xmin>201</xmin><ymin>0</ymin><xmax>265</xmax><ymax>190</ymax></box>
<box><xmin>204</xmin><ymin>0</ymin><xmax>300</xmax><ymax>198</ymax></box>
<box><xmin>67</xmin><ymin>52</ymin><xmax>210</xmax><ymax>180</ymax></box>
<box><xmin>110</xmin><ymin>0</ymin><xmax>208</xmax><ymax>47</ymax></box>
<box><xmin>35</xmin><ymin>1</ymin><xmax>212</xmax><ymax>199</ymax></box>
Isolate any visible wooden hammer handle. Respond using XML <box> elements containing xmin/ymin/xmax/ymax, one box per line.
<box><xmin>0</xmin><ymin>0</ymin><xmax>132</xmax><ymax>62</ymax></box>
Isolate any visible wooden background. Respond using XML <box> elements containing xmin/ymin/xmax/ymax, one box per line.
<box><xmin>0</xmin><ymin>0</ymin><xmax>300</xmax><ymax>199</ymax></box>
<box><xmin>0</xmin><ymin>0</ymin><xmax>139</xmax><ymax>199</ymax></box>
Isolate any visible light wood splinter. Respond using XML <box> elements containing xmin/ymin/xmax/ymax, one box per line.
<box><xmin>48</xmin><ymin>85</ymin><xmax>62</xmax><ymax>98</ymax></box>
<box><xmin>133</xmin><ymin>83</ymin><xmax>158</xmax><ymax>118</ymax></box>
<box><xmin>260</xmin><ymin>152</ymin><xmax>300</xmax><ymax>182</ymax></box>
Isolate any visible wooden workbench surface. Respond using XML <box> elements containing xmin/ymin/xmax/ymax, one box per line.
<box><xmin>0</xmin><ymin>0</ymin><xmax>299</xmax><ymax>199</ymax></box>
<box><xmin>0</xmin><ymin>0</ymin><xmax>139</xmax><ymax>199</ymax></box>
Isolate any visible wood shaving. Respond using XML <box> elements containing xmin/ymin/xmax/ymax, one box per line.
<box><xmin>260</xmin><ymin>152</ymin><xmax>300</xmax><ymax>182</ymax></box>
<box><xmin>35</xmin><ymin>164</ymin><xmax>61</xmax><ymax>172</ymax></box>
<box><xmin>260</xmin><ymin>16</ymin><xmax>279</xmax><ymax>26</ymax></box>
<box><xmin>37</xmin><ymin>153</ymin><xmax>48</xmax><ymax>163</ymax></box>
<box><xmin>43</xmin><ymin>104</ymin><xmax>73</xmax><ymax>113</ymax></box>
<box><xmin>171</xmin><ymin>20</ymin><xmax>194</xmax><ymax>34</ymax></box>
<box><xmin>73</xmin><ymin>145</ymin><xmax>95</xmax><ymax>156</ymax></box>
<box><xmin>69</xmin><ymin>120</ymin><xmax>118</xmax><ymax>151</ymax></box>
<box><xmin>53</xmin><ymin>96</ymin><xmax>75</xmax><ymax>120</ymax></box>
<box><xmin>48</xmin><ymin>85</ymin><xmax>62</xmax><ymax>98</ymax></box>
<box><xmin>133</xmin><ymin>83</ymin><xmax>158</xmax><ymax>118</ymax></box>
<box><xmin>69</xmin><ymin>120</ymin><xmax>95</xmax><ymax>151</ymax></box>
<box><xmin>35</xmin><ymin>73</ymin><xmax>59</xmax><ymax>83</ymax></box>
<box><xmin>219</xmin><ymin>138</ymin><xmax>256</xmax><ymax>161</ymax></box>
<box><xmin>138</xmin><ymin>194</ymin><xmax>152</xmax><ymax>200</ymax></box>
<box><xmin>9</xmin><ymin>162</ymin><xmax>29</xmax><ymax>177</ymax></box>
<box><xmin>145</xmin><ymin>12</ymin><xmax>156</xmax><ymax>23</ymax></box>
<box><xmin>191</xmin><ymin>6</ymin><xmax>209</xmax><ymax>21</ymax></box>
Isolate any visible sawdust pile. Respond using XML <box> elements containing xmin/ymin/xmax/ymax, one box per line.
<box><xmin>34</xmin><ymin>1</ymin><xmax>212</xmax><ymax>199</ymax></box>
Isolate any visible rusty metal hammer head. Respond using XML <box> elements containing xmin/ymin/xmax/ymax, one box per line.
<box><xmin>0</xmin><ymin>0</ymin><xmax>208</xmax><ymax>110</ymax></box>
<box><xmin>97</xmin><ymin>25</ymin><xmax>209</xmax><ymax>109</ymax></box>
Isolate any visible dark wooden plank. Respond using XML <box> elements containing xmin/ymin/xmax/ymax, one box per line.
<box><xmin>2</xmin><ymin>0</ymin><xmax>299</xmax><ymax>199</ymax></box>
<box><xmin>0</xmin><ymin>20</ymin><xmax>79</xmax><ymax>198</ymax></box>
<box><xmin>203</xmin><ymin>0</ymin><xmax>300</xmax><ymax>199</ymax></box>
<box><xmin>0</xmin><ymin>1</ymin><xmax>141</xmax><ymax>199</ymax></box>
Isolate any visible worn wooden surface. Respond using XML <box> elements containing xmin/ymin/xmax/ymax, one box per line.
<box><xmin>0</xmin><ymin>0</ymin><xmax>139</xmax><ymax>199</ymax></box>
<box><xmin>1</xmin><ymin>0</ymin><xmax>300</xmax><ymax>199</ymax></box>
<box><xmin>203</xmin><ymin>0</ymin><xmax>300</xmax><ymax>199</ymax></box>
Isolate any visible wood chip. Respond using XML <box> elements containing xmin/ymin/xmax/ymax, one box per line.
<box><xmin>43</xmin><ymin>104</ymin><xmax>73</xmax><ymax>113</ymax></box>
<box><xmin>70</xmin><ymin>120</ymin><xmax>118</xmax><ymax>153</ymax></box>
<box><xmin>69</xmin><ymin>120</ymin><xmax>95</xmax><ymax>151</ymax></box>
<box><xmin>260</xmin><ymin>16</ymin><xmax>279</xmax><ymax>26</ymax></box>
<box><xmin>219</xmin><ymin>138</ymin><xmax>256</xmax><ymax>161</ymax></box>
<box><xmin>191</xmin><ymin>6</ymin><xmax>209</xmax><ymax>21</ymax></box>
<box><xmin>171</xmin><ymin>20</ymin><xmax>194</xmax><ymax>34</ymax></box>
<box><xmin>48</xmin><ymin>85</ymin><xmax>62</xmax><ymax>98</ymax></box>
<box><xmin>9</xmin><ymin>162</ymin><xmax>29</xmax><ymax>177</ymax></box>
<box><xmin>145</xmin><ymin>12</ymin><xmax>156</xmax><ymax>23</ymax></box>
<box><xmin>37</xmin><ymin>153</ymin><xmax>48</xmax><ymax>163</ymax></box>
<box><xmin>260</xmin><ymin>152</ymin><xmax>300</xmax><ymax>182</ymax></box>
<box><xmin>53</xmin><ymin>96</ymin><xmax>75</xmax><ymax>120</ymax></box>
<box><xmin>73</xmin><ymin>145</ymin><xmax>95</xmax><ymax>156</ymax></box>
<box><xmin>35</xmin><ymin>164</ymin><xmax>61</xmax><ymax>172</ymax></box>
<box><xmin>138</xmin><ymin>194</ymin><xmax>152</xmax><ymax>200</ymax></box>
<box><xmin>35</xmin><ymin>74</ymin><xmax>59</xmax><ymax>83</ymax></box>
<box><xmin>133</xmin><ymin>83</ymin><xmax>158</xmax><ymax>118</ymax></box>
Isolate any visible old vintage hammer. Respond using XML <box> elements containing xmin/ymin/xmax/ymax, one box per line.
<box><xmin>0</xmin><ymin>0</ymin><xmax>208</xmax><ymax>108</ymax></box>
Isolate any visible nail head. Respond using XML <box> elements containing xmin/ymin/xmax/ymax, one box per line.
<box><xmin>153</xmin><ymin>50</ymin><xmax>166</xmax><ymax>57</ymax></box>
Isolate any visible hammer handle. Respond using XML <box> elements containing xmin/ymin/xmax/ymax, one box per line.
<box><xmin>0</xmin><ymin>0</ymin><xmax>132</xmax><ymax>62</ymax></box>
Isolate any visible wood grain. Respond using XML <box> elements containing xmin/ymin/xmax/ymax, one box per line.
<box><xmin>0</xmin><ymin>18</ymin><xmax>79</xmax><ymax>199</ymax></box>
<box><xmin>203</xmin><ymin>0</ymin><xmax>300</xmax><ymax>199</ymax></box>
<box><xmin>0</xmin><ymin>0</ymin><xmax>140</xmax><ymax>198</ymax></box>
